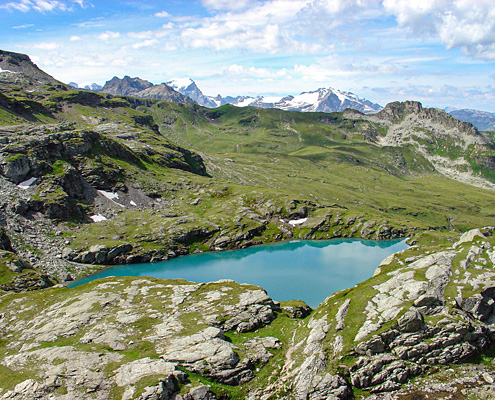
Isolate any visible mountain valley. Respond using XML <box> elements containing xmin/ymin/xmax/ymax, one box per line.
<box><xmin>1</xmin><ymin>48</ymin><xmax>495</xmax><ymax>399</ymax></box>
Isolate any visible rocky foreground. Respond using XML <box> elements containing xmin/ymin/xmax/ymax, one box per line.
<box><xmin>1</xmin><ymin>227</ymin><xmax>495</xmax><ymax>399</ymax></box>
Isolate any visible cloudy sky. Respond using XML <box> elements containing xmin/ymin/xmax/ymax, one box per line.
<box><xmin>1</xmin><ymin>0</ymin><xmax>494</xmax><ymax>111</ymax></box>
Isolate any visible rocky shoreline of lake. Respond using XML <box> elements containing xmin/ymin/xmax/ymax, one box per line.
<box><xmin>1</xmin><ymin>227</ymin><xmax>495</xmax><ymax>399</ymax></box>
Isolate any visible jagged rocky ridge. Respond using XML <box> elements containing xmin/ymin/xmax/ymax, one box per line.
<box><xmin>0</xmin><ymin>50</ymin><xmax>67</xmax><ymax>88</ymax></box>
<box><xmin>344</xmin><ymin>100</ymin><xmax>495</xmax><ymax>190</ymax></box>
<box><xmin>101</xmin><ymin>76</ymin><xmax>195</xmax><ymax>104</ymax></box>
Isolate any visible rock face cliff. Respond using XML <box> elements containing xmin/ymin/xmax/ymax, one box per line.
<box><xmin>167</xmin><ymin>78</ymin><xmax>218</xmax><ymax>108</ymax></box>
<box><xmin>344</xmin><ymin>100</ymin><xmax>495</xmax><ymax>191</ymax></box>
<box><xmin>0</xmin><ymin>123</ymin><xmax>206</xmax><ymax>220</ymax></box>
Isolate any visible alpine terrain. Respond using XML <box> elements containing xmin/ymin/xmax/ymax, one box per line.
<box><xmin>2</xmin><ymin>48</ymin><xmax>495</xmax><ymax>399</ymax></box>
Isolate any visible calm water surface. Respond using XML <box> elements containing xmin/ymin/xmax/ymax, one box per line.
<box><xmin>69</xmin><ymin>238</ymin><xmax>407</xmax><ymax>307</ymax></box>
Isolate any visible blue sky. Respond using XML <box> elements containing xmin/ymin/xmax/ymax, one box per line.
<box><xmin>1</xmin><ymin>0</ymin><xmax>494</xmax><ymax>111</ymax></box>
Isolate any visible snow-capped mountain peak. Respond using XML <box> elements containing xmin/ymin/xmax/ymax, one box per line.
<box><xmin>166</xmin><ymin>78</ymin><xmax>218</xmax><ymax>108</ymax></box>
<box><xmin>68</xmin><ymin>82</ymin><xmax>102</xmax><ymax>91</ymax></box>
<box><xmin>225</xmin><ymin>87</ymin><xmax>382</xmax><ymax>114</ymax></box>
<box><xmin>100</xmin><ymin>75</ymin><xmax>382</xmax><ymax>114</ymax></box>
<box><xmin>166</xmin><ymin>78</ymin><xmax>195</xmax><ymax>91</ymax></box>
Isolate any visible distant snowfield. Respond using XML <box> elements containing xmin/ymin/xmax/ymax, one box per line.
<box><xmin>289</xmin><ymin>91</ymin><xmax>320</xmax><ymax>106</ymax></box>
<box><xmin>205</xmin><ymin>85</ymin><xmax>381</xmax><ymax>113</ymax></box>
<box><xmin>236</xmin><ymin>97</ymin><xmax>256</xmax><ymax>107</ymax></box>
<box><xmin>262</xmin><ymin>96</ymin><xmax>284</xmax><ymax>104</ymax></box>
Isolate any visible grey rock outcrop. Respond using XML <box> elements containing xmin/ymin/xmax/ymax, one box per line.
<box><xmin>261</xmin><ymin>228</ymin><xmax>495</xmax><ymax>398</ymax></box>
<box><xmin>0</xmin><ymin>278</ymin><xmax>280</xmax><ymax>398</ymax></box>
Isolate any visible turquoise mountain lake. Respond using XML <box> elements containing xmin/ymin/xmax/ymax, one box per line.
<box><xmin>70</xmin><ymin>238</ymin><xmax>407</xmax><ymax>308</ymax></box>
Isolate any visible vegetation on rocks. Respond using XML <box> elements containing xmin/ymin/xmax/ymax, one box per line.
<box><xmin>2</xmin><ymin>49</ymin><xmax>495</xmax><ymax>398</ymax></box>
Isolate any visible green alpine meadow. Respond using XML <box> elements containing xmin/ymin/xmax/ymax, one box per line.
<box><xmin>1</xmin><ymin>48</ymin><xmax>495</xmax><ymax>399</ymax></box>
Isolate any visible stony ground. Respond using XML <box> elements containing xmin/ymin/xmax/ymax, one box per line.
<box><xmin>0</xmin><ymin>277</ymin><xmax>284</xmax><ymax>399</ymax></box>
<box><xmin>1</xmin><ymin>228</ymin><xmax>495</xmax><ymax>399</ymax></box>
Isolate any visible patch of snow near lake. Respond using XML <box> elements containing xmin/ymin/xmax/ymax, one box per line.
<box><xmin>130</xmin><ymin>200</ymin><xmax>137</xmax><ymax>206</ymax></box>
<box><xmin>90</xmin><ymin>214</ymin><xmax>107</xmax><ymax>222</ymax></box>
<box><xmin>288</xmin><ymin>218</ymin><xmax>308</xmax><ymax>226</ymax></box>
<box><xmin>18</xmin><ymin>177</ymin><xmax>37</xmax><ymax>188</ymax></box>
<box><xmin>98</xmin><ymin>190</ymin><xmax>119</xmax><ymax>200</ymax></box>
<box><xmin>97</xmin><ymin>190</ymin><xmax>125</xmax><ymax>208</ymax></box>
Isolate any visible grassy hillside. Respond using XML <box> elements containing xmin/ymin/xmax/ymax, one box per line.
<box><xmin>1</xmin><ymin>72</ymin><xmax>495</xmax><ymax>280</ymax></box>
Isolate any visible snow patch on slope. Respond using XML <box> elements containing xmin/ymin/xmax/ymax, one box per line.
<box><xmin>18</xmin><ymin>177</ymin><xmax>37</xmax><ymax>188</ymax></box>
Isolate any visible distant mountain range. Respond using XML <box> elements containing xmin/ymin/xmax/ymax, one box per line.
<box><xmin>93</xmin><ymin>75</ymin><xmax>383</xmax><ymax>114</ymax></box>
<box><xmin>71</xmin><ymin>75</ymin><xmax>495</xmax><ymax>130</ymax></box>
<box><xmin>166</xmin><ymin>78</ymin><xmax>383</xmax><ymax>114</ymax></box>
<box><xmin>446</xmin><ymin>108</ymin><xmax>495</xmax><ymax>132</ymax></box>
<box><xmin>68</xmin><ymin>82</ymin><xmax>102</xmax><ymax>91</ymax></box>
<box><xmin>100</xmin><ymin>76</ymin><xmax>194</xmax><ymax>104</ymax></box>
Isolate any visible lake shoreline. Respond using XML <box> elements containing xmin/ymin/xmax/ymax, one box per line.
<box><xmin>68</xmin><ymin>237</ymin><xmax>408</xmax><ymax>308</ymax></box>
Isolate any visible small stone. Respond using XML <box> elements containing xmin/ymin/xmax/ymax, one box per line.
<box><xmin>483</xmin><ymin>372</ymin><xmax>494</xmax><ymax>384</ymax></box>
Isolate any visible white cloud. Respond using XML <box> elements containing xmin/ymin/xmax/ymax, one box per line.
<box><xmin>293</xmin><ymin>54</ymin><xmax>404</xmax><ymax>81</ymax></box>
<box><xmin>162</xmin><ymin>43</ymin><xmax>177</xmax><ymax>51</ymax></box>
<box><xmin>224</xmin><ymin>64</ymin><xmax>288</xmax><ymax>78</ymax></box>
<box><xmin>200</xmin><ymin>0</ymin><xmax>256</xmax><ymax>11</ymax></box>
<box><xmin>30</xmin><ymin>41</ymin><xmax>60</xmax><ymax>50</ymax></box>
<box><xmin>0</xmin><ymin>0</ymin><xmax>89</xmax><ymax>12</ymax></box>
<box><xmin>181</xmin><ymin>22</ymin><xmax>287</xmax><ymax>53</ymax></box>
<box><xmin>154</xmin><ymin>11</ymin><xmax>170</xmax><ymax>18</ymax></box>
<box><xmin>72</xmin><ymin>0</ymin><xmax>90</xmax><ymax>8</ymax></box>
<box><xmin>69</xmin><ymin>35</ymin><xmax>81</xmax><ymax>41</ymax></box>
<box><xmin>173</xmin><ymin>0</ymin><xmax>320</xmax><ymax>54</ymax></box>
<box><xmin>131</xmin><ymin>39</ymin><xmax>158</xmax><ymax>49</ymax></box>
<box><xmin>96</xmin><ymin>31</ymin><xmax>120</xmax><ymax>41</ymax></box>
<box><xmin>391</xmin><ymin>56</ymin><xmax>446</xmax><ymax>64</ymax></box>
<box><xmin>1</xmin><ymin>1</ymin><xmax>31</xmax><ymax>12</ymax></box>
<box><xmin>383</xmin><ymin>0</ymin><xmax>495</xmax><ymax>60</ymax></box>
<box><xmin>128</xmin><ymin>30</ymin><xmax>154</xmax><ymax>40</ymax></box>
<box><xmin>12</xmin><ymin>23</ymin><xmax>34</xmax><ymax>29</ymax></box>
<box><xmin>74</xmin><ymin>17</ymin><xmax>104</xmax><ymax>27</ymax></box>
